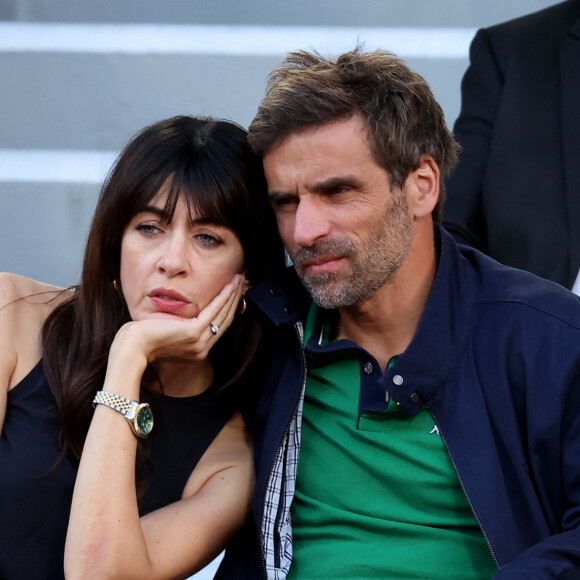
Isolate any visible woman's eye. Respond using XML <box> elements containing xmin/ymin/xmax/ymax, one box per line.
<box><xmin>197</xmin><ymin>233</ymin><xmax>221</xmax><ymax>246</ymax></box>
<box><xmin>136</xmin><ymin>223</ymin><xmax>161</xmax><ymax>236</ymax></box>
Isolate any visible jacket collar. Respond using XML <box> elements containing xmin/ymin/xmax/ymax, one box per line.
<box><xmin>380</xmin><ymin>227</ymin><xmax>477</xmax><ymax>415</ymax></box>
<box><xmin>247</xmin><ymin>265</ymin><xmax>310</xmax><ymax>327</ymax></box>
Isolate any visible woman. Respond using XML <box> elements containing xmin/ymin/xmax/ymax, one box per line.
<box><xmin>0</xmin><ymin>115</ymin><xmax>285</xmax><ymax>579</ymax></box>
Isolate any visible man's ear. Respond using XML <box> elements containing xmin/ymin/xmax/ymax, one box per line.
<box><xmin>407</xmin><ymin>155</ymin><xmax>439</xmax><ymax>219</ymax></box>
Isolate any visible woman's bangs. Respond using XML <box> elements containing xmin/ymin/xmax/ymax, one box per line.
<box><xmin>174</xmin><ymin>165</ymin><xmax>239</xmax><ymax>230</ymax></box>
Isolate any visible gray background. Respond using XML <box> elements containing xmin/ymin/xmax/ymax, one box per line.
<box><xmin>0</xmin><ymin>0</ymin><xmax>561</xmax><ymax>286</ymax></box>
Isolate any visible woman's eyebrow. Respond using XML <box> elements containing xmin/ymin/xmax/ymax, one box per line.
<box><xmin>138</xmin><ymin>206</ymin><xmax>171</xmax><ymax>221</ymax></box>
<box><xmin>137</xmin><ymin>206</ymin><xmax>224</xmax><ymax>228</ymax></box>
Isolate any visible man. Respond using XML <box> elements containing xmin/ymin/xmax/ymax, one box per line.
<box><xmin>220</xmin><ymin>47</ymin><xmax>580</xmax><ymax>579</ymax></box>
<box><xmin>444</xmin><ymin>0</ymin><xmax>580</xmax><ymax>291</ymax></box>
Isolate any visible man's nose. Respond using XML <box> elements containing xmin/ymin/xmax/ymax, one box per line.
<box><xmin>293</xmin><ymin>197</ymin><xmax>331</xmax><ymax>248</ymax></box>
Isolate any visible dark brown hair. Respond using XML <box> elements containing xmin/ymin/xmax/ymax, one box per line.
<box><xmin>248</xmin><ymin>47</ymin><xmax>459</xmax><ymax>223</ymax></box>
<box><xmin>42</xmin><ymin>115</ymin><xmax>285</xmax><ymax>468</ymax></box>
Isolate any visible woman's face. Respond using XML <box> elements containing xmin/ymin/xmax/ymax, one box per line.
<box><xmin>119</xmin><ymin>188</ymin><xmax>245</xmax><ymax>321</ymax></box>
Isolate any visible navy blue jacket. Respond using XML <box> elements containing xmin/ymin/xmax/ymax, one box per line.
<box><xmin>218</xmin><ymin>228</ymin><xmax>580</xmax><ymax>579</ymax></box>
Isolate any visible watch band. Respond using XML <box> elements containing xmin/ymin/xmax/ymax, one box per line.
<box><xmin>93</xmin><ymin>390</ymin><xmax>154</xmax><ymax>438</ymax></box>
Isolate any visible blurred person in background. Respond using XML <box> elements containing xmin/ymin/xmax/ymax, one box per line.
<box><xmin>444</xmin><ymin>0</ymin><xmax>580</xmax><ymax>293</ymax></box>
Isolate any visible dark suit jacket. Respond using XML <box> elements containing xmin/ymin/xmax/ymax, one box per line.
<box><xmin>443</xmin><ymin>0</ymin><xmax>580</xmax><ymax>289</ymax></box>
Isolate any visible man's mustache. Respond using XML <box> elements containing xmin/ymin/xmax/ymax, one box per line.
<box><xmin>293</xmin><ymin>239</ymin><xmax>353</xmax><ymax>270</ymax></box>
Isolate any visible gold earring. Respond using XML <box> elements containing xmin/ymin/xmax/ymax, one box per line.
<box><xmin>237</xmin><ymin>296</ymin><xmax>247</xmax><ymax>315</ymax></box>
<box><xmin>113</xmin><ymin>279</ymin><xmax>119</xmax><ymax>291</ymax></box>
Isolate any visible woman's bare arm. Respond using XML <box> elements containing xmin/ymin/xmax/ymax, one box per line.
<box><xmin>64</xmin><ymin>274</ymin><xmax>253</xmax><ymax>579</ymax></box>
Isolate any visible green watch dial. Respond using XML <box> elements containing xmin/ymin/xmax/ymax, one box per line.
<box><xmin>136</xmin><ymin>404</ymin><xmax>154</xmax><ymax>436</ymax></box>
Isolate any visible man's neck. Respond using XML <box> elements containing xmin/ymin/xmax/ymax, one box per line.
<box><xmin>337</xmin><ymin>229</ymin><xmax>438</xmax><ymax>372</ymax></box>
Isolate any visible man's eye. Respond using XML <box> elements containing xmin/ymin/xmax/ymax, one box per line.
<box><xmin>271</xmin><ymin>196</ymin><xmax>297</xmax><ymax>211</ymax></box>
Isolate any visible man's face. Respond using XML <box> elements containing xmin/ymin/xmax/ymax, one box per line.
<box><xmin>263</xmin><ymin>115</ymin><xmax>414</xmax><ymax>309</ymax></box>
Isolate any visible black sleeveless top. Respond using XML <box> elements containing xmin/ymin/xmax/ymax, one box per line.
<box><xmin>0</xmin><ymin>360</ymin><xmax>235</xmax><ymax>580</ymax></box>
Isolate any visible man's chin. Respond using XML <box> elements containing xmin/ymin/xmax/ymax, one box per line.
<box><xmin>302</xmin><ymin>281</ymin><xmax>345</xmax><ymax>309</ymax></box>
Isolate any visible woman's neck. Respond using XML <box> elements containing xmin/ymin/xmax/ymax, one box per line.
<box><xmin>151</xmin><ymin>358</ymin><xmax>214</xmax><ymax>398</ymax></box>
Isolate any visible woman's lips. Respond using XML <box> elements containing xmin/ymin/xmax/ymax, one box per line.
<box><xmin>148</xmin><ymin>288</ymin><xmax>190</xmax><ymax>313</ymax></box>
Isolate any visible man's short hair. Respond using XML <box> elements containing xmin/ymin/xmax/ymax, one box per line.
<box><xmin>248</xmin><ymin>47</ymin><xmax>459</xmax><ymax>223</ymax></box>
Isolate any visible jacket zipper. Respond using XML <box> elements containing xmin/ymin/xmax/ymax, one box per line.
<box><xmin>430</xmin><ymin>408</ymin><xmax>500</xmax><ymax>568</ymax></box>
<box><xmin>260</xmin><ymin>322</ymin><xmax>307</xmax><ymax>580</ymax></box>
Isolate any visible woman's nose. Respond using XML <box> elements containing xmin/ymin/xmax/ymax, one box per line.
<box><xmin>156</xmin><ymin>232</ymin><xmax>189</xmax><ymax>277</ymax></box>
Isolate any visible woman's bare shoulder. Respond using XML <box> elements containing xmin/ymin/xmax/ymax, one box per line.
<box><xmin>0</xmin><ymin>272</ymin><xmax>70</xmax><ymax>308</ymax></box>
<box><xmin>0</xmin><ymin>273</ymin><xmax>73</xmax><ymax>389</ymax></box>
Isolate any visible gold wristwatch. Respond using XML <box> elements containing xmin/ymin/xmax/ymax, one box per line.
<box><xmin>92</xmin><ymin>391</ymin><xmax>154</xmax><ymax>439</ymax></box>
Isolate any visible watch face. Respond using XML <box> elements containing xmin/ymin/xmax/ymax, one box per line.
<box><xmin>136</xmin><ymin>404</ymin><xmax>154</xmax><ymax>437</ymax></box>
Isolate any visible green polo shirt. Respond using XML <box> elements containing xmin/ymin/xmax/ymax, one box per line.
<box><xmin>288</xmin><ymin>304</ymin><xmax>497</xmax><ymax>579</ymax></box>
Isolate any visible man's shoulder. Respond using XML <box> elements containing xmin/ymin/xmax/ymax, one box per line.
<box><xmin>458</xmin><ymin>243</ymin><xmax>580</xmax><ymax>328</ymax></box>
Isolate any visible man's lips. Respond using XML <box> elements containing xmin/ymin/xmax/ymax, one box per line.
<box><xmin>148</xmin><ymin>288</ymin><xmax>191</xmax><ymax>313</ymax></box>
<box><xmin>300</xmin><ymin>256</ymin><xmax>345</xmax><ymax>276</ymax></box>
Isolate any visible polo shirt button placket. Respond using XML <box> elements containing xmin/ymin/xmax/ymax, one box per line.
<box><xmin>390</xmin><ymin>374</ymin><xmax>404</xmax><ymax>405</ymax></box>
<box><xmin>387</xmin><ymin>375</ymin><xmax>404</xmax><ymax>407</ymax></box>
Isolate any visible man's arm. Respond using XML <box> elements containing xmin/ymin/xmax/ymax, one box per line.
<box><xmin>493</xmin><ymin>365</ymin><xmax>580</xmax><ymax>579</ymax></box>
<box><xmin>443</xmin><ymin>27</ymin><xmax>504</xmax><ymax>252</ymax></box>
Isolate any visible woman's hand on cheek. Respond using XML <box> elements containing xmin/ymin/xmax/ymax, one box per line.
<box><xmin>109</xmin><ymin>273</ymin><xmax>245</xmax><ymax>367</ymax></box>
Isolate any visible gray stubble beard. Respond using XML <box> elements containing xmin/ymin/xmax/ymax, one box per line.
<box><xmin>293</xmin><ymin>193</ymin><xmax>413</xmax><ymax>309</ymax></box>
